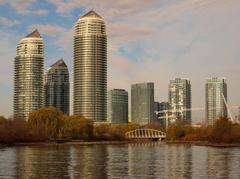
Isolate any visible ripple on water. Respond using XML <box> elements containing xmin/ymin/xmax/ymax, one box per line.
<box><xmin>0</xmin><ymin>144</ymin><xmax>240</xmax><ymax>178</ymax></box>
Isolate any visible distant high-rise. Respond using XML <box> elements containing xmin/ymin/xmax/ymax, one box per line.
<box><xmin>131</xmin><ymin>82</ymin><xmax>154</xmax><ymax>125</ymax></box>
<box><xmin>168</xmin><ymin>78</ymin><xmax>191</xmax><ymax>122</ymax></box>
<box><xmin>14</xmin><ymin>30</ymin><xmax>44</xmax><ymax>120</ymax></box>
<box><xmin>238</xmin><ymin>107</ymin><xmax>240</xmax><ymax>122</ymax></box>
<box><xmin>206</xmin><ymin>77</ymin><xmax>227</xmax><ymax>125</ymax></box>
<box><xmin>107</xmin><ymin>89</ymin><xmax>128</xmax><ymax>124</ymax></box>
<box><xmin>44</xmin><ymin>59</ymin><xmax>69</xmax><ymax>115</ymax></box>
<box><xmin>74</xmin><ymin>10</ymin><xmax>107</xmax><ymax>121</ymax></box>
<box><xmin>154</xmin><ymin>102</ymin><xmax>160</xmax><ymax>121</ymax></box>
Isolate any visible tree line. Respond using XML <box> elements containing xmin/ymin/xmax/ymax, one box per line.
<box><xmin>167</xmin><ymin>117</ymin><xmax>240</xmax><ymax>143</ymax></box>
<box><xmin>1</xmin><ymin>107</ymin><xmax>240</xmax><ymax>144</ymax></box>
<box><xmin>0</xmin><ymin>107</ymin><xmax>140</xmax><ymax>144</ymax></box>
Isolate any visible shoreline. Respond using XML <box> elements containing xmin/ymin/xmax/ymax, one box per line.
<box><xmin>166</xmin><ymin>140</ymin><xmax>240</xmax><ymax>147</ymax></box>
<box><xmin>1</xmin><ymin>140</ymin><xmax>240</xmax><ymax>148</ymax></box>
<box><xmin>0</xmin><ymin>140</ymin><xmax>161</xmax><ymax>148</ymax></box>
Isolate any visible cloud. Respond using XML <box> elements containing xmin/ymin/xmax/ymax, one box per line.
<box><xmin>28</xmin><ymin>24</ymin><xmax>66</xmax><ymax>37</ymax></box>
<box><xmin>1</xmin><ymin>0</ymin><xmax>239</xmax><ymax>121</ymax></box>
<box><xmin>0</xmin><ymin>17</ymin><xmax>19</xmax><ymax>27</ymax></box>
<box><xmin>0</xmin><ymin>0</ymin><xmax>48</xmax><ymax>15</ymax></box>
<box><xmin>0</xmin><ymin>30</ymin><xmax>18</xmax><ymax>117</ymax></box>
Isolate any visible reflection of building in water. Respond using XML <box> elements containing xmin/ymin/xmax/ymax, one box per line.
<box><xmin>0</xmin><ymin>148</ymin><xmax>17</xmax><ymax>178</ymax></box>
<box><xmin>15</xmin><ymin>146</ymin><xmax>71</xmax><ymax>178</ymax></box>
<box><xmin>105</xmin><ymin>144</ymin><xmax>129</xmax><ymax>178</ymax></box>
<box><xmin>127</xmin><ymin>143</ymin><xmax>159</xmax><ymax>178</ymax></box>
<box><xmin>207</xmin><ymin>148</ymin><xmax>230</xmax><ymax>178</ymax></box>
<box><xmin>68</xmin><ymin>145</ymin><xmax>108</xmax><ymax>178</ymax></box>
<box><xmin>166</xmin><ymin>145</ymin><xmax>192</xmax><ymax>179</ymax></box>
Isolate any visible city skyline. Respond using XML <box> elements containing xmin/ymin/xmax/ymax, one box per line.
<box><xmin>0</xmin><ymin>1</ymin><xmax>240</xmax><ymax>122</ymax></box>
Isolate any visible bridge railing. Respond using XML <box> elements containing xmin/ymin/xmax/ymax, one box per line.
<box><xmin>125</xmin><ymin>128</ymin><xmax>166</xmax><ymax>139</ymax></box>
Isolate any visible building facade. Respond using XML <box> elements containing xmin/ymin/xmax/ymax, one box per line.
<box><xmin>154</xmin><ymin>101</ymin><xmax>171</xmax><ymax>126</ymax></box>
<box><xmin>131</xmin><ymin>82</ymin><xmax>154</xmax><ymax>125</ymax></box>
<box><xmin>73</xmin><ymin>10</ymin><xmax>107</xmax><ymax>121</ymax></box>
<box><xmin>44</xmin><ymin>59</ymin><xmax>69</xmax><ymax>115</ymax></box>
<box><xmin>154</xmin><ymin>102</ymin><xmax>160</xmax><ymax>121</ymax></box>
<box><xmin>238</xmin><ymin>107</ymin><xmax>240</xmax><ymax>122</ymax></box>
<box><xmin>107</xmin><ymin>89</ymin><xmax>128</xmax><ymax>124</ymax></box>
<box><xmin>168</xmin><ymin>78</ymin><xmax>191</xmax><ymax>122</ymax></box>
<box><xmin>206</xmin><ymin>77</ymin><xmax>227</xmax><ymax>125</ymax></box>
<box><xmin>14</xmin><ymin>30</ymin><xmax>44</xmax><ymax>120</ymax></box>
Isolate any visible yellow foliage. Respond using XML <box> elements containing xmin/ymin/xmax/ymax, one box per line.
<box><xmin>62</xmin><ymin>115</ymin><xmax>93</xmax><ymax>140</ymax></box>
<box><xmin>28</xmin><ymin>107</ymin><xmax>63</xmax><ymax>139</ymax></box>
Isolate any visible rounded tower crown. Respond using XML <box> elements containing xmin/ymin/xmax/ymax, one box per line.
<box><xmin>17</xmin><ymin>29</ymin><xmax>43</xmax><ymax>56</ymax></box>
<box><xmin>75</xmin><ymin>10</ymin><xmax>106</xmax><ymax>36</ymax></box>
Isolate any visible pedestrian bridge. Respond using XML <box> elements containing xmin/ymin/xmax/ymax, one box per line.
<box><xmin>125</xmin><ymin>128</ymin><xmax>166</xmax><ymax>141</ymax></box>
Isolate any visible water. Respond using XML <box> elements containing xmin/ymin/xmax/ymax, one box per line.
<box><xmin>0</xmin><ymin>143</ymin><xmax>240</xmax><ymax>179</ymax></box>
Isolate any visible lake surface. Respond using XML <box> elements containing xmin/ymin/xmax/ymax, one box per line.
<box><xmin>0</xmin><ymin>143</ymin><xmax>240</xmax><ymax>179</ymax></box>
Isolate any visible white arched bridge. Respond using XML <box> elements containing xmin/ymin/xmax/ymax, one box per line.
<box><xmin>125</xmin><ymin>129</ymin><xmax>166</xmax><ymax>141</ymax></box>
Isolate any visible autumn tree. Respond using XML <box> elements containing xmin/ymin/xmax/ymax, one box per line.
<box><xmin>0</xmin><ymin>116</ymin><xmax>7</xmax><ymax>124</ymax></box>
<box><xmin>166</xmin><ymin>121</ymin><xmax>186</xmax><ymax>140</ymax></box>
<box><xmin>28</xmin><ymin>107</ymin><xmax>63</xmax><ymax>139</ymax></box>
<box><xmin>62</xmin><ymin>115</ymin><xmax>93</xmax><ymax>140</ymax></box>
<box><xmin>210</xmin><ymin>117</ymin><xmax>233</xmax><ymax>143</ymax></box>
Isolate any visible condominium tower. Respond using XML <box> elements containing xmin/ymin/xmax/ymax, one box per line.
<box><xmin>154</xmin><ymin>101</ymin><xmax>171</xmax><ymax>126</ymax></box>
<box><xmin>44</xmin><ymin>59</ymin><xmax>69</xmax><ymax>114</ymax></box>
<box><xmin>14</xmin><ymin>30</ymin><xmax>44</xmax><ymax>120</ymax></box>
<box><xmin>168</xmin><ymin>78</ymin><xmax>191</xmax><ymax>122</ymax></box>
<box><xmin>131</xmin><ymin>82</ymin><xmax>154</xmax><ymax>125</ymax></box>
<box><xmin>206</xmin><ymin>77</ymin><xmax>227</xmax><ymax>125</ymax></box>
<box><xmin>73</xmin><ymin>10</ymin><xmax>107</xmax><ymax>121</ymax></box>
<box><xmin>107</xmin><ymin>89</ymin><xmax>128</xmax><ymax>124</ymax></box>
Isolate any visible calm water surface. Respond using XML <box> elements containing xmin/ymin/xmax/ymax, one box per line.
<box><xmin>0</xmin><ymin>143</ymin><xmax>240</xmax><ymax>179</ymax></box>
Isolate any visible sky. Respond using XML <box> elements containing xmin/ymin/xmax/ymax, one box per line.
<box><xmin>0</xmin><ymin>0</ymin><xmax>239</xmax><ymax>122</ymax></box>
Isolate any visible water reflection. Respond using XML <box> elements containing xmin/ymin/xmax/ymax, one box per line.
<box><xmin>166</xmin><ymin>144</ymin><xmax>192</xmax><ymax>179</ymax></box>
<box><xmin>68</xmin><ymin>145</ymin><xmax>108</xmax><ymax>179</ymax></box>
<box><xmin>15</xmin><ymin>146</ymin><xmax>71</xmax><ymax>178</ymax></box>
<box><xmin>1</xmin><ymin>143</ymin><xmax>240</xmax><ymax>178</ymax></box>
<box><xmin>206</xmin><ymin>147</ymin><xmax>240</xmax><ymax>179</ymax></box>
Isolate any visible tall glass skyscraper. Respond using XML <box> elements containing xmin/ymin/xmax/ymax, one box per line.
<box><xmin>73</xmin><ymin>10</ymin><xmax>107</xmax><ymax>121</ymax></box>
<box><xmin>206</xmin><ymin>77</ymin><xmax>227</xmax><ymax>125</ymax></box>
<box><xmin>168</xmin><ymin>78</ymin><xmax>191</xmax><ymax>122</ymax></box>
<box><xmin>14</xmin><ymin>30</ymin><xmax>44</xmax><ymax>120</ymax></box>
<box><xmin>131</xmin><ymin>82</ymin><xmax>154</xmax><ymax>125</ymax></box>
<box><xmin>44</xmin><ymin>59</ymin><xmax>69</xmax><ymax>115</ymax></box>
<box><xmin>107</xmin><ymin>89</ymin><xmax>128</xmax><ymax>124</ymax></box>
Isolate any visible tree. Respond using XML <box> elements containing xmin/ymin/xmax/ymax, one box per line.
<box><xmin>166</xmin><ymin>121</ymin><xmax>186</xmax><ymax>140</ymax></box>
<box><xmin>0</xmin><ymin>116</ymin><xmax>7</xmax><ymax>124</ymax></box>
<box><xmin>62</xmin><ymin>115</ymin><xmax>93</xmax><ymax>140</ymax></box>
<box><xmin>28</xmin><ymin>107</ymin><xmax>63</xmax><ymax>139</ymax></box>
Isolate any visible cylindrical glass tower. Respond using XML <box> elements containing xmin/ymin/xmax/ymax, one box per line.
<box><xmin>74</xmin><ymin>10</ymin><xmax>107</xmax><ymax>121</ymax></box>
<box><xmin>14</xmin><ymin>30</ymin><xmax>44</xmax><ymax>120</ymax></box>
